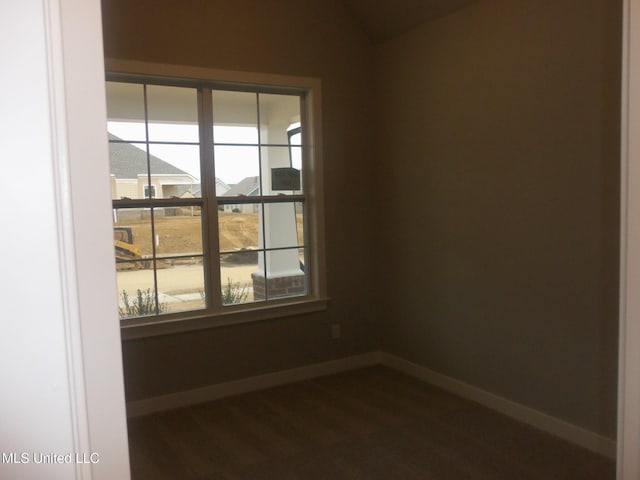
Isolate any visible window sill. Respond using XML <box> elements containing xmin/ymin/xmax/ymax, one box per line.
<box><xmin>120</xmin><ymin>297</ymin><xmax>330</xmax><ymax>340</ymax></box>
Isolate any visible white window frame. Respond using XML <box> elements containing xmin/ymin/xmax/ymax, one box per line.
<box><xmin>106</xmin><ymin>59</ymin><xmax>328</xmax><ymax>339</ymax></box>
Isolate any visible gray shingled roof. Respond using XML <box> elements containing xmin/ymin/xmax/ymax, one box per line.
<box><xmin>108</xmin><ymin>133</ymin><xmax>190</xmax><ymax>179</ymax></box>
<box><xmin>223</xmin><ymin>176</ymin><xmax>260</xmax><ymax>197</ymax></box>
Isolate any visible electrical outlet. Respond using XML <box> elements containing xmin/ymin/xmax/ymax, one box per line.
<box><xmin>331</xmin><ymin>324</ymin><xmax>341</xmax><ymax>339</ymax></box>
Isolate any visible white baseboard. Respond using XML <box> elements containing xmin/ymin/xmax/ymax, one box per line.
<box><xmin>378</xmin><ymin>352</ymin><xmax>616</xmax><ymax>459</ymax></box>
<box><xmin>126</xmin><ymin>352</ymin><xmax>380</xmax><ymax>418</ymax></box>
<box><xmin>126</xmin><ymin>349</ymin><xmax>615</xmax><ymax>459</ymax></box>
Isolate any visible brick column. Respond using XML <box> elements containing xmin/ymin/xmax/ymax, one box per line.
<box><xmin>251</xmin><ymin>271</ymin><xmax>305</xmax><ymax>300</ymax></box>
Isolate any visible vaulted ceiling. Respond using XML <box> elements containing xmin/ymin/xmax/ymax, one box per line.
<box><xmin>341</xmin><ymin>0</ymin><xmax>479</xmax><ymax>43</ymax></box>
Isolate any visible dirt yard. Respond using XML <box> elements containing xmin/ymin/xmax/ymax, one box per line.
<box><xmin>115</xmin><ymin>211</ymin><xmax>305</xmax><ymax>315</ymax></box>
<box><xmin>116</xmin><ymin>211</ymin><xmax>303</xmax><ymax>256</ymax></box>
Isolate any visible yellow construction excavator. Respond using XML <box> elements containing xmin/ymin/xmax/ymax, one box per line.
<box><xmin>114</xmin><ymin>227</ymin><xmax>141</xmax><ymax>268</ymax></box>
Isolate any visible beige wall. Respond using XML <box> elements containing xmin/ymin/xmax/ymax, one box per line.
<box><xmin>375</xmin><ymin>0</ymin><xmax>621</xmax><ymax>437</ymax></box>
<box><xmin>103</xmin><ymin>0</ymin><xmax>622</xmax><ymax>439</ymax></box>
<box><xmin>102</xmin><ymin>0</ymin><xmax>378</xmax><ymax>401</ymax></box>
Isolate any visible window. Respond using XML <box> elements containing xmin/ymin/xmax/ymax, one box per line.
<box><xmin>105</xmin><ymin>62</ymin><xmax>326</xmax><ymax>336</ymax></box>
<box><xmin>143</xmin><ymin>184</ymin><xmax>156</xmax><ymax>198</ymax></box>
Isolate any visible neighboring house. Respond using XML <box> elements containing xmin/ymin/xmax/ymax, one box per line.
<box><xmin>108</xmin><ymin>133</ymin><xmax>198</xmax><ymax>200</ymax></box>
<box><xmin>222</xmin><ymin>176</ymin><xmax>260</xmax><ymax>213</ymax></box>
<box><xmin>188</xmin><ymin>179</ymin><xmax>231</xmax><ymax>199</ymax></box>
<box><xmin>215</xmin><ymin>178</ymin><xmax>231</xmax><ymax>196</ymax></box>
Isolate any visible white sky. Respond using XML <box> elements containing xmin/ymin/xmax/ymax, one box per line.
<box><xmin>108</xmin><ymin>122</ymin><xmax>301</xmax><ymax>185</ymax></box>
<box><xmin>108</xmin><ymin>122</ymin><xmax>255</xmax><ymax>184</ymax></box>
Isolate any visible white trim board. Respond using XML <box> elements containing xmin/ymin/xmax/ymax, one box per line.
<box><xmin>126</xmin><ymin>350</ymin><xmax>615</xmax><ymax>459</ymax></box>
<box><xmin>618</xmin><ymin>0</ymin><xmax>640</xmax><ymax>477</ymax></box>
<box><xmin>379</xmin><ymin>353</ymin><xmax>616</xmax><ymax>459</ymax></box>
<box><xmin>126</xmin><ymin>352</ymin><xmax>380</xmax><ymax>418</ymax></box>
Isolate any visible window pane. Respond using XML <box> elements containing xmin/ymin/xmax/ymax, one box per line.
<box><xmin>107</xmin><ymin>78</ymin><xmax>317</xmax><ymax>320</ymax></box>
<box><xmin>109</xmin><ymin>142</ymin><xmax>149</xmax><ymax>200</ymax></box>
<box><xmin>263</xmin><ymin>202</ymin><xmax>304</xmax><ymax>249</ymax></box>
<box><xmin>218</xmin><ymin>209</ymin><xmax>261</xmax><ymax>252</ymax></box>
<box><xmin>153</xmin><ymin>211</ymin><xmax>203</xmax><ymax>258</ymax></box>
<box><xmin>114</xmin><ymin>209</ymin><xmax>153</xmax><ymax>257</ymax></box>
<box><xmin>295</xmin><ymin>203</ymin><xmax>304</xmax><ymax>246</ymax></box>
<box><xmin>265</xmin><ymin>248</ymin><xmax>306</xmax><ymax>299</ymax></box>
<box><xmin>148</xmin><ymin>144</ymin><xmax>201</xmax><ymax>197</ymax></box>
<box><xmin>116</xmin><ymin>268</ymin><xmax>157</xmax><ymax>319</ymax></box>
<box><xmin>157</xmin><ymin>257</ymin><xmax>206</xmax><ymax>314</ymax></box>
<box><xmin>298</xmin><ymin>246</ymin><xmax>307</xmax><ymax>274</ymax></box>
<box><xmin>106</xmin><ymin>82</ymin><xmax>146</xmax><ymax>141</ymax></box>
<box><xmin>290</xmin><ymin>145</ymin><xmax>302</xmax><ymax>171</ymax></box>
<box><xmin>259</xmin><ymin>94</ymin><xmax>301</xmax><ymax>145</ymax></box>
<box><xmin>212</xmin><ymin>91</ymin><xmax>258</xmax><ymax>144</ymax></box>
<box><xmin>220</xmin><ymin>253</ymin><xmax>260</xmax><ymax>305</ymax></box>
<box><xmin>288</xmin><ymin>127</ymin><xmax>302</xmax><ymax>146</ymax></box>
<box><xmin>261</xmin><ymin>146</ymin><xmax>302</xmax><ymax>194</ymax></box>
<box><xmin>214</xmin><ymin>146</ymin><xmax>260</xmax><ymax>190</ymax></box>
<box><xmin>146</xmin><ymin>85</ymin><xmax>199</xmax><ymax>142</ymax></box>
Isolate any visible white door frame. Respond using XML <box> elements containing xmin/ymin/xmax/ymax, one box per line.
<box><xmin>0</xmin><ymin>0</ymin><xmax>130</xmax><ymax>478</ymax></box>
<box><xmin>54</xmin><ymin>0</ymin><xmax>132</xmax><ymax>477</ymax></box>
<box><xmin>618</xmin><ymin>0</ymin><xmax>640</xmax><ymax>478</ymax></box>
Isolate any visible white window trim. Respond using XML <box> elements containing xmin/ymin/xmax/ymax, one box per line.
<box><xmin>105</xmin><ymin>59</ymin><xmax>328</xmax><ymax>339</ymax></box>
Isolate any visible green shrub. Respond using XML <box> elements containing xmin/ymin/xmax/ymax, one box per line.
<box><xmin>221</xmin><ymin>278</ymin><xmax>249</xmax><ymax>305</ymax></box>
<box><xmin>119</xmin><ymin>288</ymin><xmax>166</xmax><ymax>318</ymax></box>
